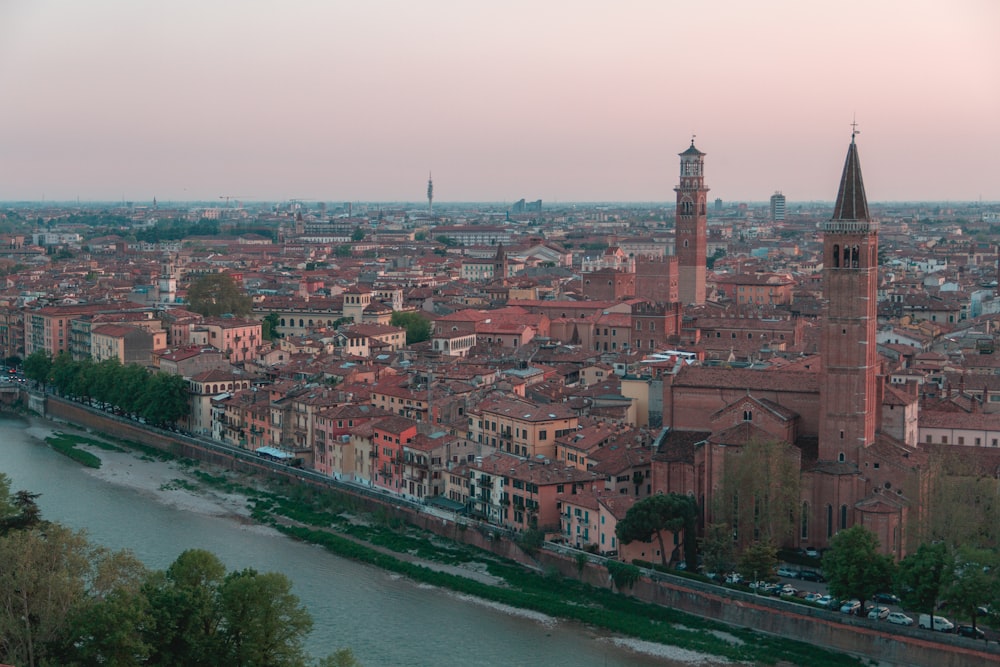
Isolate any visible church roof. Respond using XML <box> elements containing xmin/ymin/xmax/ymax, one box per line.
<box><xmin>831</xmin><ymin>133</ymin><xmax>870</xmax><ymax>222</ymax></box>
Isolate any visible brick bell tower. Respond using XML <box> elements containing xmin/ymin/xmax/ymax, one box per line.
<box><xmin>675</xmin><ymin>138</ymin><xmax>709</xmax><ymax>305</ymax></box>
<box><xmin>818</xmin><ymin>128</ymin><xmax>879</xmax><ymax>464</ymax></box>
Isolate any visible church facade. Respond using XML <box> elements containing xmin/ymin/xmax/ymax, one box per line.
<box><xmin>654</xmin><ymin>134</ymin><xmax>927</xmax><ymax>559</ymax></box>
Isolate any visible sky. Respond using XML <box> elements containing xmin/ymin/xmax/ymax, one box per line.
<box><xmin>1</xmin><ymin>1</ymin><xmax>998</xmax><ymax>205</ymax></box>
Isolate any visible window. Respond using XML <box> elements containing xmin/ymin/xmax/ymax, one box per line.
<box><xmin>801</xmin><ymin>502</ymin><xmax>809</xmax><ymax>539</ymax></box>
<box><xmin>840</xmin><ymin>505</ymin><xmax>848</xmax><ymax>530</ymax></box>
<box><xmin>539</xmin><ymin>430</ymin><xmax>548</xmax><ymax>440</ymax></box>
<box><xmin>958</xmin><ymin>436</ymin><xmax>965</xmax><ymax>445</ymax></box>
<box><xmin>941</xmin><ymin>436</ymin><xmax>948</xmax><ymax>444</ymax></box>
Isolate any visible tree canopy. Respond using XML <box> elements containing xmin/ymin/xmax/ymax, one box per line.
<box><xmin>713</xmin><ymin>437</ymin><xmax>800</xmax><ymax>549</ymax></box>
<box><xmin>186</xmin><ymin>273</ymin><xmax>252</xmax><ymax>317</ymax></box>
<box><xmin>616</xmin><ymin>493</ymin><xmax>697</xmax><ymax>567</ymax></box>
<box><xmin>46</xmin><ymin>353</ymin><xmax>190</xmax><ymax>427</ymax></box>
<box><xmin>895</xmin><ymin>541</ymin><xmax>950</xmax><ymax>620</ymax></box>
<box><xmin>822</xmin><ymin>526</ymin><xmax>894</xmax><ymax>616</ymax></box>
<box><xmin>390</xmin><ymin>311</ymin><xmax>432</xmax><ymax>345</ymax></box>
<box><xmin>0</xmin><ymin>478</ymin><xmax>352</xmax><ymax>667</ymax></box>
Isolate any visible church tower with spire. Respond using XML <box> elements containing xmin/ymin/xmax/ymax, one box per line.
<box><xmin>818</xmin><ymin>129</ymin><xmax>880</xmax><ymax>463</ymax></box>
<box><xmin>675</xmin><ymin>138</ymin><xmax>709</xmax><ymax>305</ymax></box>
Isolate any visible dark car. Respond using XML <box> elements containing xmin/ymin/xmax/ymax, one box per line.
<box><xmin>956</xmin><ymin>625</ymin><xmax>986</xmax><ymax>640</ymax></box>
<box><xmin>798</xmin><ymin>570</ymin><xmax>826</xmax><ymax>583</ymax></box>
<box><xmin>873</xmin><ymin>592</ymin><xmax>901</xmax><ymax>605</ymax></box>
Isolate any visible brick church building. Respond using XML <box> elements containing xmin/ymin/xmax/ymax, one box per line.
<box><xmin>654</xmin><ymin>133</ymin><xmax>927</xmax><ymax>559</ymax></box>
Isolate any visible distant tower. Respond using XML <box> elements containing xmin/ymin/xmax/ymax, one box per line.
<box><xmin>158</xmin><ymin>253</ymin><xmax>178</xmax><ymax>304</ymax></box>
<box><xmin>427</xmin><ymin>172</ymin><xmax>434</xmax><ymax>213</ymax></box>
<box><xmin>493</xmin><ymin>243</ymin><xmax>507</xmax><ymax>282</ymax></box>
<box><xmin>675</xmin><ymin>138</ymin><xmax>709</xmax><ymax>305</ymax></box>
<box><xmin>770</xmin><ymin>191</ymin><xmax>786</xmax><ymax>221</ymax></box>
<box><xmin>818</xmin><ymin>128</ymin><xmax>879</xmax><ymax>463</ymax></box>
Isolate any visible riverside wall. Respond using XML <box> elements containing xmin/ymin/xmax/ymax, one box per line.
<box><xmin>41</xmin><ymin>395</ymin><xmax>1000</xmax><ymax>667</ymax></box>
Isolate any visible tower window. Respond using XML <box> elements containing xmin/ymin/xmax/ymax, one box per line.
<box><xmin>743</xmin><ymin>410</ymin><xmax>753</xmax><ymax>422</ymax></box>
<box><xmin>838</xmin><ymin>452</ymin><xmax>845</xmax><ymax>463</ymax></box>
<box><xmin>840</xmin><ymin>505</ymin><xmax>848</xmax><ymax>529</ymax></box>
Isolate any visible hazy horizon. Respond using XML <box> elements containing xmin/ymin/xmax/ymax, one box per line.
<box><xmin>2</xmin><ymin>1</ymin><xmax>998</xmax><ymax>204</ymax></box>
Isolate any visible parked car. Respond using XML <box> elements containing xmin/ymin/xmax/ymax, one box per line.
<box><xmin>840</xmin><ymin>600</ymin><xmax>861</xmax><ymax>615</ymax></box>
<box><xmin>956</xmin><ymin>625</ymin><xmax>985</xmax><ymax>639</ymax></box>
<box><xmin>779</xmin><ymin>584</ymin><xmax>798</xmax><ymax>597</ymax></box>
<box><xmin>804</xmin><ymin>546</ymin><xmax>820</xmax><ymax>558</ymax></box>
<box><xmin>776</xmin><ymin>566</ymin><xmax>799</xmax><ymax>578</ymax></box>
<box><xmin>817</xmin><ymin>595</ymin><xmax>836</xmax><ymax>607</ymax></box>
<box><xmin>798</xmin><ymin>570</ymin><xmax>825</xmax><ymax>582</ymax></box>
<box><xmin>867</xmin><ymin>606</ymin><xmax>890</xmax><ymax>620</ymax></box>
<box><xmin>886</xmin><ymin>612</ymin><xmax>913</xmax><ymax>626</ymax></box>
<box><xmin>803</xmin><ymin>592</ymin><xmax>823</xmax><ymax>603</ymax></box>
<box><xmin>873</xmin><ymin>592</ymin><xmax>901</xmax><ymax>605</ymax></box>
<box><xmin>725</xmin><ymin>572</ymin><xmax>743</xmax><ymax>585</ymax></box>
<box><xmin>918</xmin><ymin>614</ymin><xmax>954</xmax><ymax>632</ymax></box>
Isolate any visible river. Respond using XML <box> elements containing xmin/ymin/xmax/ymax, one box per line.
<box><xmin>0</xmin><ymin>415</ymin><xmax>722</xmax><ymax>667</ymax></box>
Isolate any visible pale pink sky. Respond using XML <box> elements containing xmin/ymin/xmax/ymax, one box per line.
<box><xmin>1</xmin><ymin>0</ymin><xmax>998</xmax><ymax>204</ymax></box>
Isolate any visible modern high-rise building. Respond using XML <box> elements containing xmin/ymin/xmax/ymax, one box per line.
<box><xmin>770</xmin><ymin>191</ymin><xmax>786</xmax><ymax>221</ymax></box>
<box><xmin>675</xmin><ymin>139</ymin><xmax>709</xmax><ymax>305</ymax></box>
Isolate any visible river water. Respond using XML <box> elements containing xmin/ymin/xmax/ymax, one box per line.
<box><xmin>0</xmin><ymin>415</ymin><xmax>714</xmax><ymax>667</ymax></box>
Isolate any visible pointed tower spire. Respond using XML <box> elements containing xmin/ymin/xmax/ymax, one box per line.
<box><xmin>831</xmin><ymin>125</ymin><xmax>870</xmax><ymax>222</ymax></box>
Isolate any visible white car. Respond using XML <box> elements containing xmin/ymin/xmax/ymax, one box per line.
<box><xmin>817</xmin><ymin>595</ymin><xmax>836</xmax><ymax>607</ymax></box>
<box><xmin>868</xmin><ymin>606</ymin><xmax>890</xmax><ymax>620</ymax></box>
<box><xmin>776</xmin><ymin>566</ymin><xmax>799</xmax><ymax>578</ymax></box>
<box><xmin>840</xmin><ymin>599</ymin><xmax>861</xmax><ymax>615</ymax></box>
<box><xmin>887</xmin><ymin>612</ymin><xmax>914</xmax><ymax>626</ymax></box>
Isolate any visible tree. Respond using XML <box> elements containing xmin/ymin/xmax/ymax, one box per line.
<box><xmin>351</xmin><ymin>227</ymin><xmax>366</xmax><ymax>242</ymax></box>
<box><xmin>143</xmin><ymin>549</ymin><xmax>227</xmax><ymax>665</ymax></box>
<box><xmin>186</xmin><ymin>273</ymin><xmax>252</xmax><ymax>317</ymax></box>
<box><xmin>895</xmin><ymin>541</ymin><xmax>950</xmax><ymax>623</ymax></box>
<box><xmin>921</xmin><ymin>448</ymin><xmax>1000</xmax><ymax>550</ymax></box>
<box><xmin>217</xmin><ymin>569</ymin><xmax>313</xmax><ymax>667</ymax></box>
<box><xmin>143</xmin><ymin>550</ymin><xmax>318</xmax><ymax>667</ymax></box>
<box><xmin>390</xmin><ymin>311</ymin><xmax>432</xmax><ymax>345</ymax></box>
<box><xmin>714</xmin><ymin>438</ymin><xmax>800</xmax><ymax>549</ymax></box>
<box><xmin>263</xmin><ymin>312</ymin><xmax>282</xmax><ymax>341</ymax></box>
<box><xmin>616</xmin><ymin>493</ymin><xmax>697</xmax><ymax>567</ymax></box>
<box><xmin>23</xmin><ymin>350</ymin><xmax>52</xmax><ymax>386</ymax></box>
<box><xmin>941</xmin><ymin>546</ymin><xmax>999</xmax><ymax>631</ymax></box>
<box><xmin>822</xmin><ymin>526</ymin><xmax>894</xmax><ymax>616</ymax></box>
<box><xmin>699</xmin><ymin>522</ymin><xmax>736</xmax><ymax>577</ymax></box>
<box><xmin>737</xmin><ymin>540</ymin><xmax>778</xmax><ymax>584</ymax></box>
<box><xmin>0</xmin><ymin>525</ymin><xmax>93</xmax><ymax>667</ymax></box>
<box><xmin>140</xmin><ymin>372</ymin><xmax>191</xmax><ymax>426</ymax></box>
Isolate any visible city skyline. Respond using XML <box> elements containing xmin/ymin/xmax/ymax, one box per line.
<box><xmin>1</xmin><ymin>1</ymin><xmax>998</xmax><ymax>204</ymax></box>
